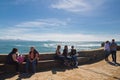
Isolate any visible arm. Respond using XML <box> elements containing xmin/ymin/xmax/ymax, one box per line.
<box><xmin>12</xmin><ymin>54</ymin><xmax>18</xmax><ymax>62</ymax></box>
<box><xmin>35</xmin><ymin>53</ymin><xmax>40</xmax><ymax>61</ymax></box>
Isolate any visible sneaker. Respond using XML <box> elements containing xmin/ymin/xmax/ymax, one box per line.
<box><xmin>115</xmin><ymin>63</ymin><xmax>118</xmax><ymax>66</ymax></box>
<box><xmin>112</xmin><ymin>61</ymin><xmax>116</xmax><ymax>64</ymax></box>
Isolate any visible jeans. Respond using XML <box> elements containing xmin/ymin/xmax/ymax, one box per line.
<box><xmin>111</xmin><ymin>51</ymin><xmax>117</xmax><ymax>63</ymax></box>
<box><xmin>71</xmin><ymin>55</ymin><xmax>78</xmax><ymax>66</ymax></box>
<box><xmin>26</xmin><ymin>59</ymin><xmax>37</xmax><ymax>73</ymax></box>
<box><xmin>104</xmin><ymin>50</ymin><xmax>110</xmax><ymax>60</ymax></box>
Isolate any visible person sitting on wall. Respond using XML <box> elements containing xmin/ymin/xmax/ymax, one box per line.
<box><xmin>55</xmin><ymin>45</ymin><xmax>65</xmax><ymax>65</ymax></box>
<box><xmin>25</xmin><ymin>47</ymin><xmax>40</xmax><ymax>73</ymax></box>
<box><xmin>70</xmin><ymin>46</ymin><xmax>78</xmax><ymax>68</ymax></box>
<box><xmin>63</xmin><ymin>45</ymin><xmax>72</xmax><ymax>67</ymax></box>
<box><xmin>6</xmin><ymin>48</ymin><xmax>20</xmax><ymax>73</ymax></box>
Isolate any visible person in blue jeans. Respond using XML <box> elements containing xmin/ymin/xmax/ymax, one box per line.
<box><xmin>70</xmin><ymin>46</ymin><xmax>78</xmax><ymax>68</ymax></box>
<box><xmin>26</xmin><ymin>47</ymin><xmax>40</xmax><ymax>73</ymax></box>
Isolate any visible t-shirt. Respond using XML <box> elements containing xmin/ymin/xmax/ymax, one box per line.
<box><xmin>104</xmin><ymin>43</ymin><xmax>110</xmax><ymax>51</ymax></box>
<box><xmin>110</xmin><ymin>42</ymin><xmax>117</xmax><ymax>51</ymax></box>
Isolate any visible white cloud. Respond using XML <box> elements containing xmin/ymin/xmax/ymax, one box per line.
<box><xmin>0</xmin><ymin>18</ymin><xmax>70</xmax><ymax>40</ymax></box>
<box><xmin>51</xmin><ymin>0</ymin><xmax>106</xmax><ymax>13</ymax></box>
<box><xmin>0</xmin><ymin>32</ymin><xmax>119</xmax><ymax>41</ymax></box>
<box><xmin>16</xmin><ymin>18</ymin><xmax>68</xmax><ymax>28</ymax></box>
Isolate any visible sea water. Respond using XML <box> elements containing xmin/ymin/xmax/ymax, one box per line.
<box><xmin>0</xmin><ymin>40</ymin><xmax>119</xmax><ymax>54</ymax></box>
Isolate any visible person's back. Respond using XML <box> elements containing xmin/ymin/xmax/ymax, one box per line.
<box><xmin>70</xmin><ymin>48</ymin><xmax>76</xmax><ymax>56</ymax></box>
<box><xmin>6</xmin><ymin>52</ymin><xmax>15</xmax><ymax>64</ymax></box>
<box><xmin>104</xmin><ymin>41</ymin><xmax>110</xmax><ymax>61</ymax></box>
<box><xmin>110</xmin><ymin>39</ymin><xmax>118</xmax><ymax>64</ymax></box>
<box><xmin>70</xmin><ymin>46</ymin><xmax>78</xmax><ymax>67</ymax></box>
<box><xmin>6</xmin><ymin>48</ymin><xmax>19</xmax><ymax>72</ymax></box>
<box><xmin>104</xmin><ymin>41</ymin><xmax>110</xmax><ymax>52</ymax></box>
<box><xmin>111</xmin><ymin>40</ymin><xmax>117</xmax><ymax>51</ymax></box>
<box><xmin>63</xmin><ymin>45</ymin><xmax>68</xmax><ymax>58</ymax></box>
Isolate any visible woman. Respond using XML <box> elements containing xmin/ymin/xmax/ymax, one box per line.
<box><xmin>63</xmin><ymin>45</ymin><xmax>71</xmax><ymax>66</ymax></box>
<box><xmin>63</xmin><ymin>45</ymin><xmax>68</xmax><ymax>58</ymax></box>
<box><xmin>25</xmin><ymin>47</ymin><xmax>39</xmax><ymax>73</ymax></box>
<box><xmin>6</xmin><ymin>48</ymin><xmax>19</xmax><ymax>72</ymax></box>
<box><xmin>104</xmin><ymin>41</ymin><xmax>110</xmax><ymax>61</ymax></box>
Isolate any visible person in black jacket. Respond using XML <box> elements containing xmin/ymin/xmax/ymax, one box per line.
<box><xmin>70</xmin><ymin>46</ymin><xmax>78</xmax><ymax>67</ymax></box>
<box><xmin>6</xmin><ymin>48</ymin><xmax>19</xmax><ymax>72</ymax></box>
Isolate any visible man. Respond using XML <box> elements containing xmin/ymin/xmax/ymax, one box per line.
<box><xmin>110</xmin><ymin>39</ymin><xmax>117</xmax><ymax>65</ymax></box>
<box><xmin>70</xmin><ymin>46</ymin><xmax>78</xmax><ymax>68</ymax></box>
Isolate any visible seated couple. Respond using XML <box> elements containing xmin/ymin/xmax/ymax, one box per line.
<box><xmin>55</xmin><ymin>45</ymin><xmax>78</xmax><ymax>68</ymax></box>
<box><xmin>6</xmin><ymin>47</ymin><xmax>40</xmax><ymax>73</ymax></box>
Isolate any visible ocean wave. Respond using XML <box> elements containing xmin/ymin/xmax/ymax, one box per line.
<box><xmin>15</xmin><ymin>44</ymin><xmax>25</xmax><ymax>47</ymax></box>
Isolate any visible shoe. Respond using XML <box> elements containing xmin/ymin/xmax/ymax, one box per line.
<box><xmin>115</xmin><ymin>63</ymin><xmax>118</xmax><ymax>66</ymax></box>
<box><xmin>74</xmin><ymin>66</ymin><xmax>78</xmax><ymax>68</ymax></box>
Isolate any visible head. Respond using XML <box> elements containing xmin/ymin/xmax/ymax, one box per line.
<box><xmin>71</xmin><ymin>46</ymin><xmax>74</xmax><ymax>49</ymax></box>
<box><xmin>64</xmin><ymin>45</ymin><xmax>68</xmax><ymax>49</ymax></box>
<box><xmin>12</xmin><ymin>48</ymin><xmax>18</xmax><ymax>53</ymax></box>
<box><xmin>112</xmin><ymin>39</ymin><xmax>115</xmax><ymax>42</ymax></box>
<box><xmin>30</xmin><ymin>47</ymin><xmax>35</xmax><ymax>51</ymax></box>
<box><xmin>57</xmin><ymin>45</ymin><xmax>61</xmax><ymax>50</ymax></box>
<box><xmin>106</xmin><ymin>40</ymin><xmax>109</xmax><ymax>43</ymax></box>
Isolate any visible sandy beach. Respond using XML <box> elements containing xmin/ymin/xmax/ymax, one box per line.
<box><xmin>0</xmin><ymin>51</ymin><xmax>120</xmax><ymax>80</ymax></box>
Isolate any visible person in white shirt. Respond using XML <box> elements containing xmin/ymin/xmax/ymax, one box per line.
<box><xmin>104</xmin><ymin>41</ymin><xmax>110</xmax><ymax>61</ymax></box>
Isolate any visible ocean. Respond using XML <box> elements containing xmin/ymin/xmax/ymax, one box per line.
<box><xmin>0</xmin><ymin>40</ymin><xmax>120</xmax><ymax>54</ymax></box>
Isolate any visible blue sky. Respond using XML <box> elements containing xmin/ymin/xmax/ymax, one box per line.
<box><xmin>0</xmin><ymin>0</ymin><xmax>120</xmax><ymax>41</ymax></box>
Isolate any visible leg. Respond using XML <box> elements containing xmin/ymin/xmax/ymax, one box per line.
<box><xmin>104</xmin><ymin>51</ymin><xmax>109</xmax><ymax>61</ymax></box>
<box><xmin>112</xmin><ymin>51</ymin><xmax>116</xmax><ymax>63</ymax></box>
<box><xmin>14</xmin><ymin>61</ymin><xmax>19</xmax><ymax>72</ymax></box>
<box><xmin>73</xmin><ymin>56</ymin><xmax>78</xmax><ymax>67</ymax></box>
<box><xmin>32</xmin><ymin>60</ymin><xmax>36</xmax><ymax>73</ymax></box>
<box><xmin>25</xmin><ymin>59</ymin><xmax>30</xmax><ymax>73</ymax></box>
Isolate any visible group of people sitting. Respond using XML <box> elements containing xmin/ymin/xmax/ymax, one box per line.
<box><xmin>6</xmin><ymin>47</ymin><xmax>40</xmax><ymax>73</ymax></box>
<box><xmin>104</xmin><ymin>39</ymin><xmax>118</xmax><ymax>65</ymax></box>
<box><xmin>55</xmin><ymin>45</ymin><xmax>78</xmax><ymax>68</ymax></box>
<box><xmin>6</xmin><ymin>45</ymin><xmax>78</xmax><ymax>74</ymax></box>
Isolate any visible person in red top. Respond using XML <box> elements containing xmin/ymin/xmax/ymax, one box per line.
<box><xmin>25</xmin><ymin>47</ymin><xmax>39</xmax><ymax>73</ymax></box>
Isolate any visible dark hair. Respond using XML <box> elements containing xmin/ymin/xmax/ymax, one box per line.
<box><xmin>112</xmin><ymin>39</ymin><xmax>115</xmax><ymax>42</ymax></box>
<box><xmin>11</xmin><ymin>48</ymin><xmax>18</xmax><ymax>53</ymax></box>
<box><xmin>106</xmin><ymin>41</ymin><xmax>109</xmax><ymax>43</ymax></box>
<box><xmin>64</xmin><ymin>45</ymin><xmax>68</xmax><ymax>49</ymax></box>
<box><xmin>57</xmin><ymin>45</ymin><xmax>61</xmax><ymax>50</ymax></box>
<box><xmin>71</xmin><ymin>46</ymin><xmax>74</xmax><ymax>48</ymax></box>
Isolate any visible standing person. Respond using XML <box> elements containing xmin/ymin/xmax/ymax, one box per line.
<box><xmin>70</xmin><ymin>46</ymin><xmax>78</xmax><ymax>68</ymax></box>
<box><xmin>25</xmin><ymin>47</ymin><xmax>39</xmax><ymax>73</ymax></box>
<box><xmin>6</xmin><ymin>48</ymin><xmax>19</xmax><ymax>73</ymax></box>
<box><xmin>110</xmin><ymin>39</ymin><xmax>117</xmax><ymax>65</ymax></box>
<box><xmin>104</xmin><ymin>41</ymin><xmax>110</xmax><ymax>61</ymax></box>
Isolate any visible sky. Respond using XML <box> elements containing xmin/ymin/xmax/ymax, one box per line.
<box><xmin>0</xmin><ymin>0</ymin><xmax>120</xmax><ymax>41</ymax></box>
